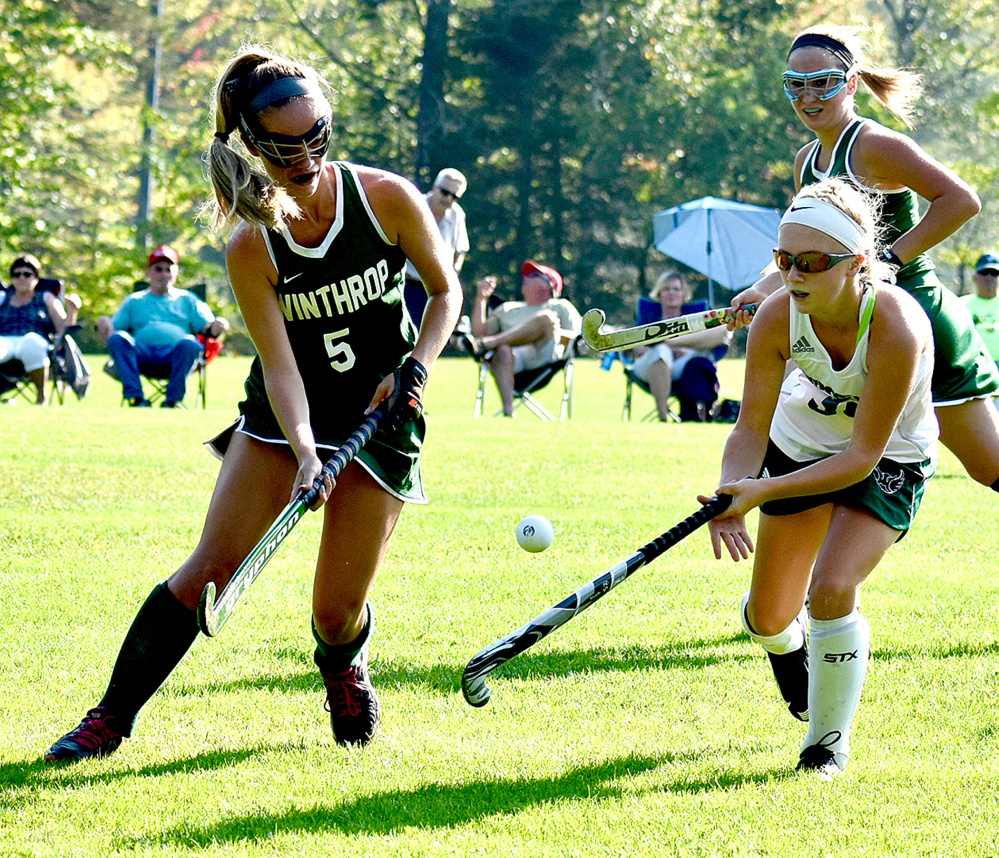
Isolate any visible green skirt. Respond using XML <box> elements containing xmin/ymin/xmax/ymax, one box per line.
<box><xmin>206</xmin><ymin>407</ymin><xmax>427</xmax><ymax>505</ymax></box>
<box><xmin>901</xmin><ymin>269</ymin><xmax>999</xmax><ymax>405</ymax></box>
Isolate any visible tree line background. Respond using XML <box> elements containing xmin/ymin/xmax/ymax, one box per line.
<box><xmin>2</xmin><ymin>0</ymin><xmax>998</xmax><ymax>349</ymax></box>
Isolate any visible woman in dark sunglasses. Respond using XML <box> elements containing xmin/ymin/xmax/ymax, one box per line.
<box><xmin>704</xmin><ymin>178</ymin><xmax>937</xmax><ymax>779</ymax></box>
<box><xmin>45</xmin><ymin>47</ymin><xmax>462</xmax><ymax>763</ymax></box>
<box><xmin>731</xmin><ymin>24</ymin><xmax>999</xmax><ymax>500</ymax></box>
<box><xmin>0</xmin><ymin>254</ymin><xmax>79</xmax><ymax>404</ymax></box>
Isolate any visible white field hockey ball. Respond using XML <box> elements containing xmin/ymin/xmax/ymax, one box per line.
<box><xmin>516</xmin><ymin>515</ymin><xmax>555</xmax><ymax>553</ymax></box>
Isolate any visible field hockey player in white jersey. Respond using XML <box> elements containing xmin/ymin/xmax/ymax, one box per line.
<box><xmin>701</xmin><ymin>178</ymin><xmax>937</xmax><ymax>778</ymax></box>
<box><xmin>44</xmin><ymin>47</ymin><xmax>462</xmax><ymax>763</ymax></box>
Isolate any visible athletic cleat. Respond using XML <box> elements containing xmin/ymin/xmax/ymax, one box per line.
<box><xmin>796</xmin><ymin>743</ymin><xmax>843</xmax><ymax>780</ymax></box>
<box><xmin>320</xmin><ymin>648</ymin><xmax>380</xmax><ymax>746</ymax></box>
<box><xmin>767</xmin><ymin>643</ymin><xmax>809</xmax><ymax>722</ymax></box>
<box><xmin>44</xmin><ymin>707</ymin><xmax>125</xmax><ymax>763</ymax></box>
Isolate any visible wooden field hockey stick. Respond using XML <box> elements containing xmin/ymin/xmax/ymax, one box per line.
<box><xmin>581</xmin><ymin>304</ymin><xmax>756</xmax><ymax>352</ymax></box>
<box><xmin>197</xmin><ymin>404</ymin><xmax>386</xmax><ymax>637</ymax></box>
<box><xmin>461</xmin><ymin>495</ymin><xmax>732</xmax><ymax>707</ymax></box>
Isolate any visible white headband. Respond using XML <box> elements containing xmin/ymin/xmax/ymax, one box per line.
<box><xmin>780</xmin><ymin>198</ymin><xmax>866</xmax><ymax>253</ymax></box>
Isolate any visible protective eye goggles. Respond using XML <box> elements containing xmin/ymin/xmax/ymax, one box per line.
<box><xmin>774</xmin><ymin>248</ymin><xmax>859</xmax><ymax>274</ymax></box>
<box><xmin>782</xmin><ymin>67</ymin><xmax>855</xmax><ymax>102</ymax></box>
<box><xmin>242</xmin><ymin>114</ymin><xmax>333</xmax><ymax>168</ymax></box>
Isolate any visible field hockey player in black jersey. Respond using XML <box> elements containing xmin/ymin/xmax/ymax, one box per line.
<box><xmin>45</xmin><ymin>46</ymin><xmax>462</xmax><ymax>763</ymax></box>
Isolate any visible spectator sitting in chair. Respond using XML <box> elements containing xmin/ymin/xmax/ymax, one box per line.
<box><xmin>0</xmin><ymin>253</ymin><xmax>81</xmax><ymax>405</ymax></box>
<box><xmin>98</xmin><ymin>245</ymin><xmax>228</xmax><ymax>407</ymax></box>
<box><xmin>630</xmin><ymin>269</ymin><xmax>732</xmax><ymax>422</ymax></box>
<box><xmin>461</xmin><ymin>259</ymin><xmax>581</xmax><ymax>417</ymax></box>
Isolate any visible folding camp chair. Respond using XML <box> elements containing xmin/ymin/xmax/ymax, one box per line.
<box><xmin>102</xmin><ymin>282</ymin><xmax>222</xmax><ymax>408</ymax></box>
<box><xmin>472</xmin><ymin>334</ymin><xmax>585</xmax><ymax>421</ymax></box>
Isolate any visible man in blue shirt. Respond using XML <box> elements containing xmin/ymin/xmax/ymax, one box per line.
<box><xmin>98</xmin><ymin>246</ymin><xmax>228</xmax><ymax>407</ymax></box>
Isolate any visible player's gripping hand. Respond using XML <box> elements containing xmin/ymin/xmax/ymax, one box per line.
<box><xmin>697</xmin><ymin>489</ymin><xmax>756</xmax><ymax>561</ymax></box>
<box><xmin>378</xmin><ymin>356</ymin><xmax>428</xmax><ymax>432</ymax></box>
<box><xmin>727</xmin><ymin>271</ymin><xmax>782</xmax><ymax>330</ymax></box>
<box><xmin>295</xmin><ymin>451</ymin><xmax>333</xmax><ymax>510</ymax></box>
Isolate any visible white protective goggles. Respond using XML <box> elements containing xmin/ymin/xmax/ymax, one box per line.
<box><xmin>782</xmin><ymin>66</ymin><xmax>856</xmax><ymax>102</ymax></box>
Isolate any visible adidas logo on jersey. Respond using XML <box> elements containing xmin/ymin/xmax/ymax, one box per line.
<box><xmin>791</xmin><ymin>336</ymin><xmax>815</xmax><ymax>354</ymax></box>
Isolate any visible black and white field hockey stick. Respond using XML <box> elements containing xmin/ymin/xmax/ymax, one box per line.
<box><xmin>580</xmin><ymin>304</ymin><xmax>757</xmax><ymax>353</ymax></box>
<box><xmin>197</xmin><ymin>404</ymin><xmax>386</xmax><ymax>637</ymax></box>
<box><xmin>461</xmin><ymin>495</ymin><xmax>732</xmax><ymax>707</ymax></box>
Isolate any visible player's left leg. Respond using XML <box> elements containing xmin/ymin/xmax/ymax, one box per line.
<box><xmin>311</xmin><ymin>464</ymin><xmax>404</xmax><ymax>746</ymax></box>
<box><xmin>798</xmin><ymin>506</ymin><xmax>900</xmax><ymax>778</ymax></box>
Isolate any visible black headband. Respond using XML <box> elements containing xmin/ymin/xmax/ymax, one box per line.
<box><xmin>787</xmin><ymin>33</ymin><xmax>856</xmax><ymax>71</ymax></box>
<box><xmin>247</xmin><ymin>77</ymin><xmax>321</xmax><ymax>113</ymax></box>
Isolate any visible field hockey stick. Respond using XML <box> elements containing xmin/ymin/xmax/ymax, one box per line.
<box><xmin>461</xmin><ymin>494</ymin><xmax>732</xmax><ymax>707</ymax></box>
<box><xmin>580</xmin><ymin>304</ymin><xmax>757</xmax><ymax>352</ymax></box>
<box><xmin>197</xmin><ymin>404</ymin><xmax>386</xmax><ymax>637</ymax></box>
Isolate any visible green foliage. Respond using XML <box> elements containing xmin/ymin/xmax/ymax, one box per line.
<box><xmin>2</xmin><ymin>0</ymin><xmax>996</xmax><ymax>326</ymax></box>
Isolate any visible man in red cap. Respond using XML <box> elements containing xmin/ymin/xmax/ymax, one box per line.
<box><xmin>461</xmin><ymin>259</ymin><xmax>581</xmax><ymax>416</ymax></box>
<box><xmin>97</xmin><ymin>245</ymin><xmax>228</xmax><ymax>407</ymax></box>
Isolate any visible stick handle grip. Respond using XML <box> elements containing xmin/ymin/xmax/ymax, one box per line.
<box><xmin>299</xmin><ymin>405</ymin><xmax>385</xmax><ymax>507</ymax></box>
<box><xmin>637</xmin><ymin>494</ymin><xmax>731</xmax><ymax>564</ymax></box>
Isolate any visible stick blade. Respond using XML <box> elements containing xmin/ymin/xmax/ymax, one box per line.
<box><xmin>461</xmin><ymin>671</ymin><xmax>492</xmax><ymax>707</ymax></box>
<box><xmin>197</xmin><ymin>582</ymin><xmax>220</xmax><ymax>637</ymax></box>
<box><xmin>580</xmin><ymin>308</ymin><xmax>613</xmax><ymax>351</ymax></box>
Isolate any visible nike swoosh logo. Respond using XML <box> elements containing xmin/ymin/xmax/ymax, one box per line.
<box><xmin>788</xmin><ymin>204</ymin><xmax>814</xmax><ymax>212</ymax></box>
<box><xmin>284</xmin><ymin>271</ymin><xmax>304</xmax><ymax>284</ymax></box>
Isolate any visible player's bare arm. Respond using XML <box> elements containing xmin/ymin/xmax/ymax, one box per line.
<box><xmin>226</xmin><ymin>224</ymin><xmax>325</xmax><ymax>500</ymax></box>
<box><xmin>852</xmin><ymin>126</ymin><xmax>981</xmax><ymax>262</ymax></box>
<box><xmin>357</xmin><ymin>166</ymin><xmax>462</xmax><ymax>412</ymax></box>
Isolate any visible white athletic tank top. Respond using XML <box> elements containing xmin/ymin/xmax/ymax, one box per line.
<box><xmin>770</xmin><ymin>286</ymin><xmax>937</xmax><ymax>464</ymax></box>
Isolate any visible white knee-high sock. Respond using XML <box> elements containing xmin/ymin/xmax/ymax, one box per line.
<box><xmin>740</xmin><ymin>591</ymin><xmax>806</xmax><ymax>654</ymax></box>
<box><xmin>803</xmin><ymin>609</ymin><xmax>870</xmax><ymax>771</ymax></box>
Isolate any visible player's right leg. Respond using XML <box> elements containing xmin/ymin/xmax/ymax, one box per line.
<box><xmin>743</xmin><ymin>507</ymin><xmax>829</xmax><ymax>721</ymax></box>
<box><xmin>936</xmin><ymin>398</ymin><xmax>999</xmax><ymax>487</ymax></box>
<box><xmin>44</xmin><ymin>434</ymin><xmax>296</xmax><ymax>763</ymax></box>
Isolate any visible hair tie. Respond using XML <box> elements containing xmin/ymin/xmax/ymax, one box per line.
<box><xmin>214</xmin><ymin>131</ymin><xmax>230</xmax><ymax>142</ymax></box>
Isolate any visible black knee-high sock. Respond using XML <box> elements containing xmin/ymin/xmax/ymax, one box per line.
<box><xmin>313</xmin><ymin>603</ymin><xmax>374</xmax><ymax>673</ymax></box>
<box><xmin>98</xmin><ymin>582</ymin><xmax>200</xmax><ymax>736</ymax></box>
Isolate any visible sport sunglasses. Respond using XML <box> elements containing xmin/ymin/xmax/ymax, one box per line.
<box><xmin>243</xmin><ymin>114</ymin><xmax>333</xmax><ymax>168</ymax></box>
<box><xmin>774</xmin><ymin>248</ymin><xmax>859</xmax><ymax>274</ymax></box>
<box><xmin>782</xmin><ymin>67</ymin><xmax>855</xmax><ymax>102</ymax></box>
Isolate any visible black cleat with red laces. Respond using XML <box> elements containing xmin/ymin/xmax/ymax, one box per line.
<box><xmin>319</xmin><ymin>648</ymin><xmax>380</xmax><ymax>746</ymax></box>
<box><xmin>44</xmin><ymin>707</ymin><xmax>125</xmax><ymax>763</ymax></box>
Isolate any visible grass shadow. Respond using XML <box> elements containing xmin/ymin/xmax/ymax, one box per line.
<box><xmin>174</xmin><ymin>633</ymin><xmax>749</xmax><ymax>698</ymax></box>
<box><xmin>136</xmin><ymin>749</ymin><xmax>784</xmax><ymax>848</ymax></box>
<box><xmin>0</xmin><ymin>745</ymin><xmax>278</xmax><ymax>812</ymax></box>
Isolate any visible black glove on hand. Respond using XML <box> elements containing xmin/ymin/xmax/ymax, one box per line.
<box><xmin>386</xmin><ymin>356</ymin><xmax>428</xmax><ymax>431</ymax></box>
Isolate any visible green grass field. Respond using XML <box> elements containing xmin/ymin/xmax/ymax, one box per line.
<box><xmin>2</xmin><ymin>354</ymin><xmax>998</xmax><ymax>857</ymax></box>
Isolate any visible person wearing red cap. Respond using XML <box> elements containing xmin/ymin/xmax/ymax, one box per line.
<box><xmin>97</xmin><ymin>245</ymin><xmax>229</xmax><ymax>407</ymax></box>
<box><xmin>462</xmin><ymin>259</ymin><xmax>581</xmax><ymax>416</ymax></box>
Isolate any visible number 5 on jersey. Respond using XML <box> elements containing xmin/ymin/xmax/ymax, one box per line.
<box><xmin>324</xmin><ymin>329</ymin><xmax>356</xmax><ymax>372</ymax></box>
